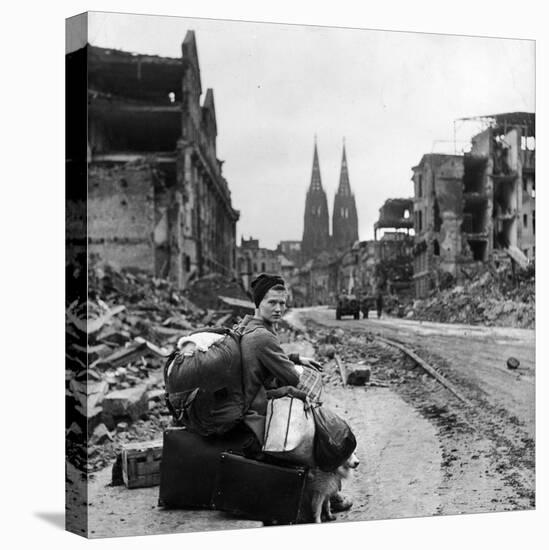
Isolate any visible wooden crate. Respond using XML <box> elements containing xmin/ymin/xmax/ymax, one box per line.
<box><xmin>121</xmin><ymin>439</ymin><xmax>163</xmax><ymax>489</ymax></box>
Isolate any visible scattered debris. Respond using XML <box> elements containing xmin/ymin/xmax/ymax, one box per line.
<box><xmin>507</xmin><ymin>357</ymin><xmax>520</xmax><ymax>370</ymax></box>
<box><xmin>318</xmin><ymin>344</ymin><xmax>336</xmax><ymax>359</ymax></box>
<box><xmin>334</xmin><ymin>354</ymin><xmax>347</xmax><ymax>386</ymax></box>
<box><xmin>376</xmin><ymin>336</ymin><xmax>472</xmax><ymax>406</ymax></box>
<box><xmin>101</xmin><ymin>386</ymin><xmax>150</xmax><ymax>429</ymax></box>
<box><xmin>66</xmin><ymin>262</ymin><xmax>253</xmax><ymax>473</ymax></box>
<box><xmin>345</xmin><ymin>363</ymin><xmax>372</xmax><ymax>386</ymax></box>
<box><xmin>91</xmin><ymin>423</ymin><xmax>114</xmax><ymax>445</ymax></box>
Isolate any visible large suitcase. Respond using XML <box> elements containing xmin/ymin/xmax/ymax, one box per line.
<box><xmin>212</xmin><ymin>451</ymin><xmax>307</xmax><ymax>525</ymax></box>
<box><xmin>158</xmin><ymin>426</ymin><xmax>250</xmax><ymax>509</ymax></box>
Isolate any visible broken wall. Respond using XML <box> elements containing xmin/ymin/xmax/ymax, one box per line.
<box><xmin>86</xmin><ymin>35</ymin><xmax>239</xmax><ymax>289</ymax></box>
<box><xmin>88</xmin><ymin>46</ymin><xmax>183</xmax><ymax>155</ymax></box>
<box><xmin>433</xmin><ymin>160</ymin><xmax>467</xmax><ymax>277</ymax></box>
<box><xmin>470</xmin><ymin>128</ymin><xmax>491</xmax><ymax>156</ymax></box>
<box><xmin>505</xmin><ymin>128</ymin><xmax>520</xmax><ymax>173</ymax></box>
<box><xmin>412</xmin><ymin>155</ymin><xmax>465</xmax><ymax>297</ymax></box>
<box><xmin>88</xmin><ymin>164</ymin><xmax>157</xmax><ymax>271</ymax></box>
<box><xmin>438</xmin><ymin>212</ymin><xmax>462</xmax><ymax>275</ymax></box>
<box><xmin>520</xmin><ymin>173</ymin><xmax>535</xmax><ymax>259</ymax></box>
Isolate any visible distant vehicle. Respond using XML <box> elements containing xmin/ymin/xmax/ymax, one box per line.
<box><xmin>336</xmin><ymin>293</ymin><xmax>360</xmax><ymax>320</ymax></box>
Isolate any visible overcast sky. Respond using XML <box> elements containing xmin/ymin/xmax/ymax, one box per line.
<box><xmin>88</xmin><ymin>12</ymin><xmax>535</xmax><ymax>249</ymax></box>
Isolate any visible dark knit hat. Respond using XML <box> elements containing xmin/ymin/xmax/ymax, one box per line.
<box><xmin>251</xmin><ymin>273</ymin><xmax>286</xmax><ymax>307</ymax></box>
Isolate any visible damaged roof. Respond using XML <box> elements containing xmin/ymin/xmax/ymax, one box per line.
<box><xmin>413</xmin><ymin>153</ymin><xmax>463</xmax><ymax>171</ymax></box>
<box><xmin>375</xmin><ymin>198</ymin><xmax>414</xmax><ymax>230</ymax></box>
<box><xmin>487</xmin><ymin>112</ymin><xmax>535</xmax><ymax>136</ymax></box>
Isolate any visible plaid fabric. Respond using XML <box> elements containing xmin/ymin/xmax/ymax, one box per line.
<box><xmin>297</xmin><ymin>365</ymin><xmax>323</xmax><ymax>402</ymax></box>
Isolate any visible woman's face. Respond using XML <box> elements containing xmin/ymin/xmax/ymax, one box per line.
<box><xmin>257</xmin><ymin>288</ymin><xmax>288</xmax><ymax>324</ymax></box>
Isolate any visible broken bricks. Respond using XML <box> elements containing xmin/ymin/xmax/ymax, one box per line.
<box><xmin>91</xmin><ymin>423</ymin><xmax>114</xmax><ymax>445</ymax></box>
<box><xmin>66</xmin><ymin>262</ymin><xmax>254</xmax><ymax>474</ymax></box>
<box><xmin>318</xmin><ymin>343</ymin><xmax>336</xmax><ymax>359</ymax></box>
<box><xmin>334</xmin><ymin>354</ymin><xmax>372</xmax><ymax>386</ymax></box>
<box><xmin>101</xmin><ymin>386</ymin><xmax>150</xmax><ymax>430</ymax></box>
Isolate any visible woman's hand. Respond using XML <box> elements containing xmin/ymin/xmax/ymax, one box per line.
<box><xmin>266</xmin><ymin>386</ymin><xmax>308</xmax><ymax>401</ymax></box>
<box><xmin>300</xmin><ymin>356</ymin><xmax>322</xmax><ymax>371</ymax></box>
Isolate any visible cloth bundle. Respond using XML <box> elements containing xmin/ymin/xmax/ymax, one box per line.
<box><xmin>295</xmin><ymin>364</ymin><xmax>323</xmax><ymax>403</ymax></box>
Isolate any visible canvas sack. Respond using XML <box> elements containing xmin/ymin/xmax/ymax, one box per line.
<box><xmin>262</xmin><ymin>396</ymin><xmax>315</xmax><ymax>466</ymax></box>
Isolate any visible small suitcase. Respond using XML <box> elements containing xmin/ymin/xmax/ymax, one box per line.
<box><xmin>158</xmin><ymin>426</ymin><xmax>250</xmax><ymax>509</ymax></box>
<box><xmin>212</xmin><ymin>451</ymin><xmax>307</xmax><ymax>525</ymax></box>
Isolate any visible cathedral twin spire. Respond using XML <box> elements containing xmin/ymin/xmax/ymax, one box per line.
<box><xmin>302</xmin><ymin>141</ymin><xmax>330</xmax><ymax>258</ymax></box>
<box><xmin>302</xmin><ymin>139</ymin><xmax>359</xmax><ymax>259</ymax></box>
<box><xmin>310</xmin><ymin>139</ymin><xmax>323</xmax><ymax>192</ymax></box>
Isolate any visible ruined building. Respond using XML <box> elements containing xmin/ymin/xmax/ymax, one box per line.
<box><xmin>373</xmin><ymin>198</ymin><xmax>413</xmax><ymax>241</ymax></box>
<box><xmin>411</xmin><ymin>112</ymin><xmax>535</xmax><ymax>298</ymax></box>
<box><xmin>332</xmin><ymin>145</ymin><xmax>359</xmax><ymax>251</ymax></box>
<box><xmin>84</xmin><ymin>31</ymin><xmax>239</xmax><ymax>288</ymax></box>
<box><xmin>412</xmin><ymin>154</ymin><xmax>464</xmax><ymax>298</ymax></box>
<box><xmin>237</xmin><ymin>237</ymin><xmax>282</xmax><ymax>293</ymax></box>
<box><xmin>301</xmin><ymin>141</ymin><xmax>359</xmax><ymax>260</ymax></box>
<box><xmin>276</xmin><ymin>240</ymin><xmax>302</xmax><ymax>266</ymax></box>
<box><xmin>372</xmin><ymin>199</ymin><xmax>414</xmax><ymax>296</ymax></box>
<box><xmin>301</xmin><ymin>143</ymin><xmax>331</xmax><ymax>259</ymax></box>
<box><xmin>464</xmin><ymin>112</ymin><xmax>535</xmax><ymax>262</ymax></box>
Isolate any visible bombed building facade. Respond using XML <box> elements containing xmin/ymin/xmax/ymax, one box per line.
<box><xmin>85</xmin><ymin>31</ymin><xmax>239</xmax><ymax>289</ymax></box>
<box><xmin>329</xmin><ymin>199</ymin><xmax>414</xmax><ymax>304</ymax></box>
<box><xmin>412</xmin><ymin>153</ymin><xmax>465</xmax><ymax>298</ymax></box>
<box><xmin>372</xmin><ymin>198</ymin><xmax>414</xmax><ymax>297</ymax></box>
<box><xmin>412</xmin><ymin>112</ymin><xmax>535</xmax><ymax>298</ymax></box>
<box><xmin>237</xmin><ymin>237</ymin><xmax>282</xmax><ymax>293</ymax></box>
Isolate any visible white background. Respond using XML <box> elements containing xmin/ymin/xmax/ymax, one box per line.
<box><xmin>1</xmin><ymin>1</ymin><xmax>546</xmax><ymax>549</ymax></box>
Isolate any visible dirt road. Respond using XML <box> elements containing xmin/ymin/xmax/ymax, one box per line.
<box><xmin>286</xmin><ymin>307</ymin><xmax>536</xmax><ymax>515</ymax></box>
<box><xmin>293</xmin><ymin>307</ymin><xmax>535</xmax><ymax>436</ymax></box>
<box><xmin>83</xmin><ymin>369</ymin><xmax>449</xmax><ymax>534</ymax></box>
<box><xmin>82</xmin><ymin>309</ymin><xmax>534</xmax><ymax>537</ymax></box>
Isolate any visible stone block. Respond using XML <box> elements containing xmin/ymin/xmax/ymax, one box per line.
<box><xmin>101</xmin><ymin>386</ymin><xmax>149</xmax><ymax>429</ymax></box>
<box><xmin>345</xmin><ymin>364</ymin><xmax>371</xmax><ymax>386</ymax></box>
<box><xmin>91</xmin><ymin>423</ymin><xmax>114</xmax><ymax>445</ymax></box>
<box><xmin>147</xmin><ymin>389</ymin><xmax>165</xmax><ymax>402</ymax></box>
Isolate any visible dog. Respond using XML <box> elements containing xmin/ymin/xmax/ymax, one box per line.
<box><xmin>303</xmin><ymin>451</ymin><xmax>360</xmax><ymax>524</ymax></box>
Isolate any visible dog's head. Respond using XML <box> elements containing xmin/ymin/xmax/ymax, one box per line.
<box><xmin>335</xmin><ymin>451</ymin><xmax>360</xmax><ymax>479</ymax></box>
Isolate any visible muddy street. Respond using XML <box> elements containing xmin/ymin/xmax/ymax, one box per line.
<box><xmin>285</xmin><ymin>307</ymin><xmax>535</xmax><ymax>516</ymax></box>
<box><xmin>293</xmin><ymin>307</ymin><xmax>535</xmax><ymax>434</ymax></box>
<box><xmin>81</xmin><ymin>306</ymin><xmax>534</xmax><ymax>537</ymax></box>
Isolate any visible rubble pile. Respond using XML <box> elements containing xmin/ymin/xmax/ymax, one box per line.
<box><xmin>407</xmin><ymin>262</ymin><xmax>535</xmax><ymax>328</ymax></box>
<box><xmin>304</xmin><ymin>325</ymin><xmax>412</xmax><ymax>388</ymax></box>
<box><xmin>186</xmin><ymin>273</ymin><xmax>251</xmax><ymax>311</ymax></box>
<box><xmin>66</xmin><ymin>264</ymin><xmax>247</xmax><ymax>473</ymax></box>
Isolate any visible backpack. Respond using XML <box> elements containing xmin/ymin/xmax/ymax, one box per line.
<box><xmin>163</xmin><ymin>327</ymin><xmax>246</xmax><ymax>436</ymax></box>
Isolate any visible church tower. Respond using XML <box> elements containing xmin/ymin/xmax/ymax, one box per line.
<box><xmin>332</xmin><ymin>142</ymin><xmax>359</xmax><ymax>251</ymax></box>
<box><xmin>302</xmin><ymin>140</ymin><xmax>330</xmax><ymax>259</ymax></box>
